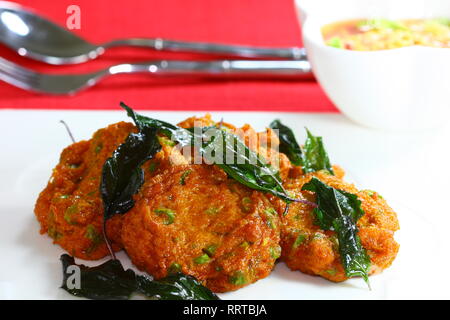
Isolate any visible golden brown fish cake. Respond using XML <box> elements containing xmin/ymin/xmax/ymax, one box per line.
<box><xmin>34</xmin><ymin>121</ymin><xmax>137</xmax><ymax>260</ymax></box>
<box><xmin>279</xmin><ymin>169</ymin><xmax>399</xmax><ymax>282</ymax></box>
<box><xmin>177</xmin><ymin>114</ymin><xmax>230</xmax><ymax>129</ymax></box>
<box><xmin>121</xmin><ymin>164</ymin><xmax>281</xmax><ymax>292</ymax></box>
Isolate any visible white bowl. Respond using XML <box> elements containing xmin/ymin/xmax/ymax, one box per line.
<box><xmin>295</xmin><ymin>0</ymin><xmax>450</xmax><ymax>130</ymax></box>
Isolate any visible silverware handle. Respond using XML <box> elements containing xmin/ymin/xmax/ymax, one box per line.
<box><xmin>103</xmin><ymin>38</ymin><xmax>306</xmax><ymax>60</ymax></box>
<box><xmin>108</xmin><ymin>60</ymin><xmax>313</xmax><ymax>79</ymax></box>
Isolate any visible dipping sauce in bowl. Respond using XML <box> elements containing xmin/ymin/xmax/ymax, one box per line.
<box><xmin>322</xmin><ymin>18</ymin><xmax>450</xmax><ymax>50</ymax></box>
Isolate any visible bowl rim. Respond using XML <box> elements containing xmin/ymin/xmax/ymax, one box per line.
<box><xmin>296</xmin><ymin>0</ymin><xmax>450</xmax><ymax>55</ymax></box>
<box><xmin>302</xmin><ymin>16</ymin><xmax>450</xmax><ymax>55</ymax></box>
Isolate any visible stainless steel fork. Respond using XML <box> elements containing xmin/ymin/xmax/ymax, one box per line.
<box><xmin>0</xmin><ymin>57</ymin><xmax>312</xmax><ymax>95</ymax></box>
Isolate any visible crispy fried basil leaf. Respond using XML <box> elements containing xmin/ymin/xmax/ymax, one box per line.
<box><xmin>191</xmin><ymin>126</ymin><xmax>293</xmax><ymax>202</ymax></box>
<box><xmin>303</xmin><ymin>129</ymin><xmax>334</xmax><ymax>175</ymax></box>
<box><xmin>121</xmin><ymin>102</ymin><xmax>192</xmax><ymax>147</ymax></box>
<box><xmin>120</xmin><ymin>102</ymin><xmax>295</xmax><ymax>203</ymax></box>
<box><xmin>269</xmin><ymin>120</ymin><xmax>334</xmax><ymax>175</ymax></box>
<box><xmin>302</xmin><ymin>177</ymin><xmax>370</xmax><ymax>285</ymax></box>
<box><xmin>136</xmin><ymin>273</ymin><xmax>219</xmax><ymax>300</ymax></box>
<box><xmin>60</xmin><ymin>254</ymin><xmax>137</xmax><ymax>299</ymax></box>
<box><xmin>60</xmin><ymin>254</ymin><xmax>219</xmax><ymax>300</ymax></box>
<box><xmin>269</xmin><ymin>119</ymin><xmax>303</xmax><ymax>166</ymax></box>
<box><xmin>101</xmin><ymin>125</ymin><xmax>161</xmax><ymax>220</ymax></box>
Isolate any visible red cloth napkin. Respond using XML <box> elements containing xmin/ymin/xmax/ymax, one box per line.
<box><xmin>0</xmin><ymin>0</ymin><xmax>336</xmax><ymax>112</ymax></box>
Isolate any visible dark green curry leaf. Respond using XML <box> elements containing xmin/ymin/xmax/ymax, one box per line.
<box><xmin>101</xmin><ymin>125</ymin><xmax>161</xmax><ymax>220</ymax></box>
<box><xmin>303</xmin><ymin>129</ymin><xmax>334</xmax><ymax>175</ymax></box>
<box><xmin>302</xmin><ymin>177</ymin><xmax>370</xmax><ymax>285</ymax></box>
<box><xmin>60</xmin><ymin>254</ymin><xmax>219</xmax><ymax>300</ymax></box>
<box><xmin>120</xmin><ymin>102</ymin><xmax>296</xmax><ymax>203</ymax></box>
<box><xmin>269</xmin><ymin>120</ymin><xmax>334</xmax><ymax>175</ymax></box>
<box><xmin>269</xmin><ymin>119</ymin><xmax>303</xmax><ymax>166</ymax></box>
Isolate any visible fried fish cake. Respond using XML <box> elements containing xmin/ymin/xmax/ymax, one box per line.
<box><xmin>121</xmin><ymin>164</ymin><xmax>281</xmax><ymax>292</ymax></box>
<box><xmin>34</xmin><ymin>121</ymin><xmax>136</xmax><ymax>260</ymax></box>
<box><xmin>279</xmin><ymin>168</ymin><xmax>400</xmax><ymax>282</ymax></box>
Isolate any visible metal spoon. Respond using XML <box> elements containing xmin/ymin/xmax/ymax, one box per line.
<box><xmin>0</xmin><ymin>1</ymin><xmax>307</xmax><ymax>65</ymax></box>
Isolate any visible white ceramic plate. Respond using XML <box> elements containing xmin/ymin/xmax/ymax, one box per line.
<box><xmin>0</xmin><ymin>110</ymin><xmax>442</xmax><ymax>299</ymax></box>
